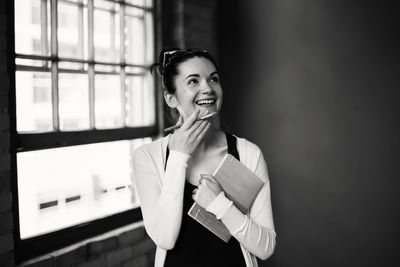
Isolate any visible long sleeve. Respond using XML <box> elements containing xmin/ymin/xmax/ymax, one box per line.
<box><xmin>206</xmin><ymin>144</ymin><xmax>276</xmax><ymax>260</ymax></box>
<box><xmin>132</xmin><ymin>146</ymin><xmax>190</xmax><ymax>250</ymax></box>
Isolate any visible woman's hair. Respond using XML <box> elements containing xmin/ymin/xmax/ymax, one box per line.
<box><xmin>152</xmin><ymin>48</ymin><xmax>219</xmax><ymax>94</ymax></box>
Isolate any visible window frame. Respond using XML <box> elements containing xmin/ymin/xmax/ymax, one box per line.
<box><xmin>11</xmin><ymin>0</ymin><xmax>162</xmax><ymax>263</ymax></box>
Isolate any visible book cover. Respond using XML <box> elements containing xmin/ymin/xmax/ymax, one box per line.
<box><xmin>188</xmin><ymin>154</ymin><xmax>265</xmax><ymax>242</ymax></box>
<box><xmin>188</xmin><ymin>202</ymin><xmax>231</xmax><ymax>242</ymax></box>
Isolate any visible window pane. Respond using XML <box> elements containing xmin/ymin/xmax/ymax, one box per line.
<box><xmin>125</xmin><ymin>0</ymin><xmax>153</xmax><ymax>8</ymax></box>
<box><xmin>58</xmin><ymin>1</ymin><xmax>84</xmax><ymax>59</ymax></box>
<box><xmin>93</xmin><ymin>0</ymin><xmax>114</xmax><ymax>10</ymax></box>
<box><xmin>125</xmin><ymin>66</ymin><xmax>145</xmax><ymax>75</ymax></box>
<box><xmin>95</xmin><ymin>75</ymin><xmax>123</xmax><ymax>129</ymax></box>
<box><xmin>126</xmin><ymin>0</ymin><xmax>145</xmax><ymax>6</ymax></box>
<box><xmin>144</xmin><ymin>12</ymin><xmax>154</xmax><ymax>64</ymax></box>
<box><xmin>16</xmin><ymin>58</ymin><xmax>50</xmax><ymax>68</ymax></box>
<box><xmin>126</xmin><ymin>73</ymin><xmax>155</xmax><ymax>126</ymax></box>
<box><xmin>125</xmin><ymin>8</ymin><xmax>145</xmax><ymax>64</ymax></box>
<box><xmin>17</xmin><ymin>138</ymin><xmax>151</xmax><ymax>239</ymax></box>
<box><xmin>59</xmin><ymin>73</ymin><xmax>90</xmax><ymax>130</ymax></box>
<box><xmin>94</xmin><ymin>2</ymin><xmax>120</xmax><ymax>63</ymax></box>
<box><xmin>15</xmin><ymin>0</ymin><xmax>50</xmax><ymax>56</ymax></box>
<box><xmin>142</xmin><ymin>72</ymin><xmax>156</xmax><ymax>125</ymax></box>
<box><xmin>58</xmin><ymin>61</ymin><xmax>86</xmax><ymax>71</ymax></box>
<box><xmin>16</xmin><ymin>71</ymin><xmax>53</xmax><ymax>132</ymax></box>
<box><xmin>94</xmin><ymin>64</ymin><xmax>120</xmax><ymax>73</ymax></box>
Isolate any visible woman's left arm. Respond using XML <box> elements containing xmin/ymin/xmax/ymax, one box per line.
<box><xmin>201</xmin><ymin>149</ymin><xmax>276</xmax><ymax>260</ymax></box>
<box><xmin>213</xmin><ymin>181</ymin><xmax>275</xmax><ymax>260</ymax></box>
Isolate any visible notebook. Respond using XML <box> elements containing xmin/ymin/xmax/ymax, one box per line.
<box><xmin>188</xmin><ymin>154</ymin><xmax>265</xmax><ymax>242</ymax></box>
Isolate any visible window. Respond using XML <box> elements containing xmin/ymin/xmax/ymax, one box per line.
<box><xmin>13</xmin><ymin>0</ymin><xmax>158</xmax><ymax>261</ymax></box>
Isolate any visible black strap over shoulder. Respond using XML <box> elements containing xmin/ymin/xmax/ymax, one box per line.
<box><xmin>165</xmin><ymin>144</ymin><xmax>170</xmax><ymax>171</ymax></box>
<box><xmin>164</xmin><ymin>132</ymin><xmax>240</xmax><ymax>170</ymax></box>
<box><xmin>225</xmin><ymin>132</ymin><xmax>240</xmax><ymax>161</ymax></box>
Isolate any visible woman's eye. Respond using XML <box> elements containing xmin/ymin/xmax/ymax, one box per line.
<box><xmin>188</xmin><ymin>79</ymin><xmax>198</xmax><ymax>85</ymax></box>
<box><xmin>210</xmin><ymin>76</ymin><xmax>220</xmax><ymax>83</ymax></box>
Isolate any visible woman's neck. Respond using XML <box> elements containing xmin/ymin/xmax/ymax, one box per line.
<box><xmin>195</xmin><ymin>126</ymin><xmax>225</xmax><ymax>154</ymax></box>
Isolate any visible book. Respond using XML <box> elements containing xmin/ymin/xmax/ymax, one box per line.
<box><xmin>187</xmin><ymin>201</ymin><xmax>232</xmax><ymax>242</ymax></box>
<box><xmin>188</xmin><ymin>154</ymin><xmax>265</xmax><ymax>242</ymax></box>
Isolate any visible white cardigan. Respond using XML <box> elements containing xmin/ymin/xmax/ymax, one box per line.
<box><xmin>132</xmin><ymin>135</ymin><xmax>276</xmax><ymax>267</ymax></box>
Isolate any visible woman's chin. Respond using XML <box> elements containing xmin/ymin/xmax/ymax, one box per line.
<box><xmin>196</xmin><ymin>106</ymin><xmax>218</xmax><ymax>116</ymax></box>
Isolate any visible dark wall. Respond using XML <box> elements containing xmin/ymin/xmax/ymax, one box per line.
<box><xmin>0</xmin><ymin>0</ymin><xmax>15</xmax><ymax>265</ymax></box>
<box><xmin>218</xmin><ymin>1</ymin><xmax>400</xmax><ymax>266</ymax></box>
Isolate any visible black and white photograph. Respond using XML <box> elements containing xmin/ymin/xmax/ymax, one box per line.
<box><xmin>0</xmin><ymin>0</ymin><xmax>399</xmax><ymax>266</ymax></box>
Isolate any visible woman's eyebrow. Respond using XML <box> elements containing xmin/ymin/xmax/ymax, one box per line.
<box><xmin>184</xmin><ymin>71</ymin><xmax>218</xmax><ymax>80</ymax></box>
<box><xmin>209</xmin><ymin>71</ymin><xmax>219</xmax><ymax>77</ymax></box>
<box><xmin>185</xmin><ymin>74</ymin><xmax>200</xmax><ymax>80</ymax></box>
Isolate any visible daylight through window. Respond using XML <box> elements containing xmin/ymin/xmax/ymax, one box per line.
<box><xmin>14</xmin><ymin>0</ymin><xmax>156</xmax><ymax>240</ymax></box>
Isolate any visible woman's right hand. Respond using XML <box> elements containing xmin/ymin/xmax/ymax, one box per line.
<box><xmin>168</xmin><ymin>110</ymin><xmax>211</xmax><ymax>155</ymax></box>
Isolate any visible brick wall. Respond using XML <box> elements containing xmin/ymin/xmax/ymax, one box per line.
<box><xmin>161</xmin><ymin>0</ymin><xmax>218</xmax><ymax>56</ymax></box>
<box><xmin>184</xmin><ymin>0</ymin><xmax>218</xmax><ymax>57</ymax></box>
<box><xmin>20</xmin><ymin>223</ymin><xmax>156</xmax><ymax>267</ymax></box>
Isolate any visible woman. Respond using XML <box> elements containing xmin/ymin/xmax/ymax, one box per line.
<box><xmin>132</xmin><ymin>48</ymin><xmax>276</xmax><ymax>267</ymax></box>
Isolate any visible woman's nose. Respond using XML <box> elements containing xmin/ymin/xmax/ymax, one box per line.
<box><xmin>201</xmin><ymin>81</ymin><xmax>214</xmax><ymax>93</ymax></box>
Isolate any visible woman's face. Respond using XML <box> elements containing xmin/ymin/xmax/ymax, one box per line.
<box><xmin>165</xmin><ymin>56</ymin><xmax>223</xmax><ymax>119</ymax></box>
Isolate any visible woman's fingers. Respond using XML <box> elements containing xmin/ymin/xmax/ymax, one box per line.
<box><xmin>193</xmin><ymin>121</ymin><xmax>211</xmax><ymax>141</ymax></box>
<box><xmin>182</xmin><ymin>120</ymin><xmax>203</xmax><ymax>138</ymax></box>
<box><xmin>200</xmin><ymin>174</ymin><xmax>217</xmax><ymax>183</ymax></box>
<box><xmin>199</xmin><ymin>177</ymin><xmax>209</xmax><ymax>186</ymax></box>
<box><xmin>180</xmin><ymin>110</ymin><xmax>199</xmax><ymax>130</ymax></box>
<box><xmin>189</xmin><ymin>119</ymin><xmax>206</xmax><ymax>134</ymax></box>
<box><xmin>168</xmin><ymin>110</ymin><xmax>211</xmax><ymax>155</ymax></box>
<box><xmin>192</xmin><ymin>187</ymin><xmax>198</xmax><ymax>198</ymax></box>
<box><xmin>192</xmin><ymin>176</ymin><xmax>222</xmax><ymax>207</ymax></box>
<box><xmin>199</xmin><ymin>176</ymin><xmax>218</xmax><ymax>190</ymax></box>
<box><xmin>175</xmin><ymin>115</ymin><xmax>183</xmax><ymax>126</ymax></box>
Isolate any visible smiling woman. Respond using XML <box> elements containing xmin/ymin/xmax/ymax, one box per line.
<box><xmin>132</xmin><ymin>48</ymin><xmax>276</xmax><ymax>267</ymax></box>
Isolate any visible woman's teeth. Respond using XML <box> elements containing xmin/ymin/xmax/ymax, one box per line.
<box><xmin>196</xmin><ymin>99</ymin><xmax>215</xmax><ymax>105</ymax></box>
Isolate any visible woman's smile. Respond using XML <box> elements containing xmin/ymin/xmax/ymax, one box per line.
<box><xmin>195</xmin><ymin>98</ymin><xmax>216</xmax><ymax>105</ymax></box>
<box><xmin>194</xmin><ymin>97</ymin><xmax>217</xmax><ymax>115</ymax></box>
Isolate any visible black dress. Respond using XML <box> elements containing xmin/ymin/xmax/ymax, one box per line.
<box><xmin>164</xmin><ymin>133</ymin><xmax>246</xmax><ymax>267</ymax></box>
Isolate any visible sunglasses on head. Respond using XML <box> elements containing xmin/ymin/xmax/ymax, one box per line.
<box><xmin>161</xmin><ymin>48</ymin><xmax>208</xmax><ymax>69</ymax></box>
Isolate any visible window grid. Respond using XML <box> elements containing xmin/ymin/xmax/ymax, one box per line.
<box><xmin>15</xmin><ymin>0</ymin><xmax>154</xmax><ymax>134</ymax></box>
<box><xmin>120</xmin><ymin>3</ymin><xmax>127</xmax><ymax>125</ymax></box>
<box><xmin>13</xmin><ymin>0</ymin><xmax>159</xmax><ymax>261</ymax></box>
<box><xmin>50</xmin><ymin>0</ymin><xmax>59</xmax><ymax>130</ymax></box>
<box><xmin>40</xmin><ymin>0</ymin><xmax>49</xmax><ymax>58</ymax></box>
<box><xmin>87</xmin><ymin>0</ymin><xmax>95</xmax><ymax>128</ymax></box>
